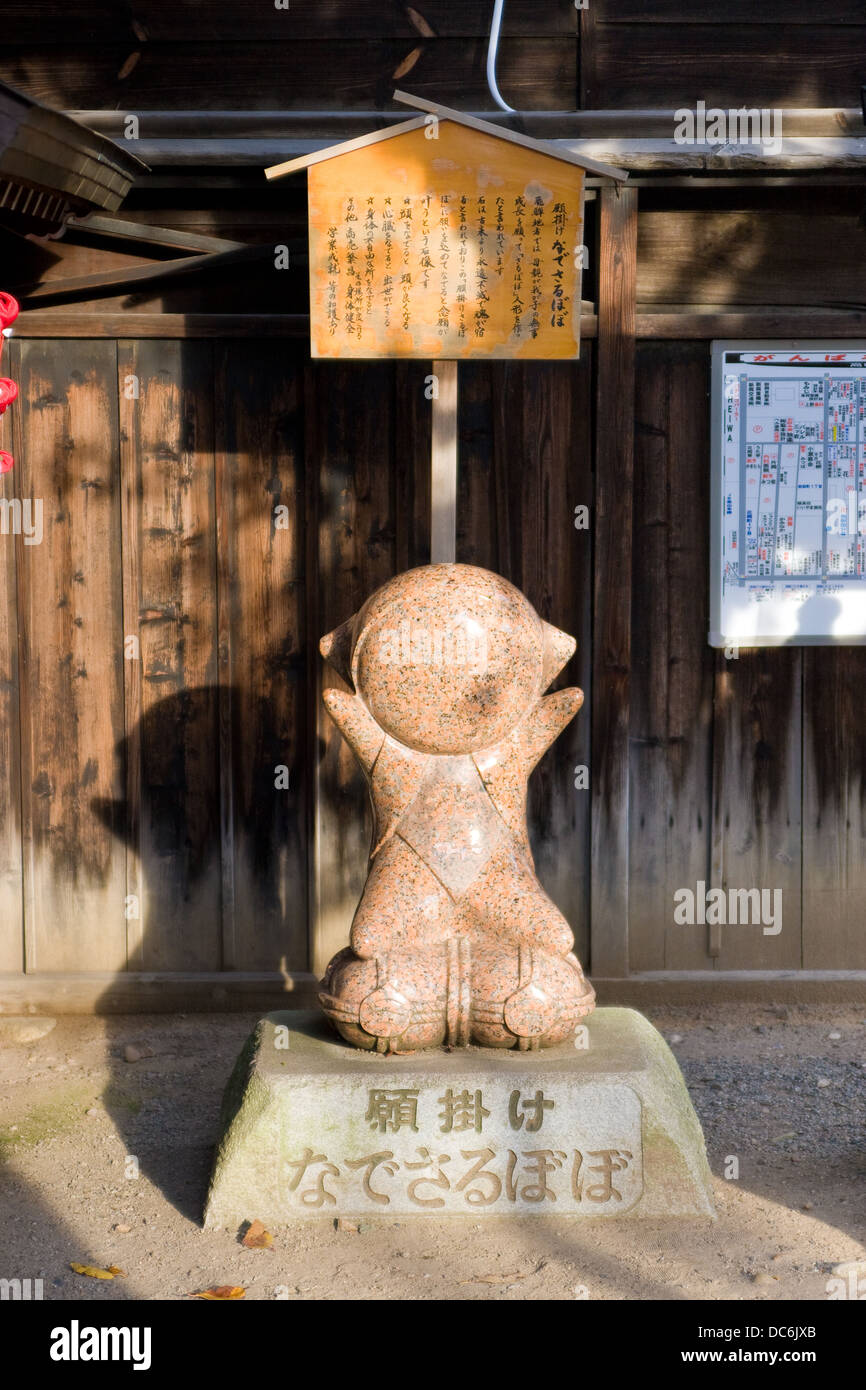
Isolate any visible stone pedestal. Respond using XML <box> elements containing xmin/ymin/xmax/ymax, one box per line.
<box><xmin>204</xmin><ymin>1008</ymin><xmax>715</xmax><ymax>1225</ymax></box>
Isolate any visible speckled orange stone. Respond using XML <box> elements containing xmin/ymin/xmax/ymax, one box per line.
<box><xmin>318</xmin><ymin>563</ymin><xmax>595</xmax><ymax>1052</ymax></box>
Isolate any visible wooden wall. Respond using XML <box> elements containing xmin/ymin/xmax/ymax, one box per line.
<box><xmin>0</xmin><ymin>2</ymin><xmax>579</xmax><ymax>112</ymax></box>
<box><xmin>629</xmin><ymin>338</ymin><xmax>866</xmax><ymax>974</ymax></box>
<box><xmin>1</xmin><ymin>338</ymin><xmax>313</xmax><ymax>981</ymax></box>
<box><xmin>2</xmin><ymin>1</ymin><xmax>862</xmax><ymax>115</ymax></box>
<box><xmin>0</xmin><ymin>340</ymin><xmax>595</xmax><ymax>996</ymax></box>
<box><xmin>583</xmin><ymin>2</ymin><xmax>866</xmax><ymax>109</ymax></box>
<box><xmin>4</xmin><ymin>324</ymin><xmax>866</xmax><ymax>1000</ymax></box>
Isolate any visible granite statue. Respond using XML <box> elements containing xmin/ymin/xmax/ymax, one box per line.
<box><xmin>318</xmin><ymin>563</ymin><xmax>594</xmax><ymax>1052</ymax></box>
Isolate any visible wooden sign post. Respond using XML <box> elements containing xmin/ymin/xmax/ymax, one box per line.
<box><xmin>266</xmin><ymin>94</ymin><xmax>626</xmax><ymax>560</ymax></box>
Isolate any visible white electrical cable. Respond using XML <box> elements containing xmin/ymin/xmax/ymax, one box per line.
<box><xmin>486</xmin><ymin>0</ymin><xmax>516</xmax><ymax>114</ymax></box>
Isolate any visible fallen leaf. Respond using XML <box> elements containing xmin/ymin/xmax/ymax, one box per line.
<box><xmin>242</xmin><ymin>1219</ymin><xmax>273</xmax><ymax>1250</ymax></box>
<box><xmin>117</xmin><ymin>51</ymin><xmax>141</xmax><ymax>81</ymax></box>
<box><xmin>190</xmin><ymin>1285</ymin><xmax>246</xmax><ymax>1300</ymax></box>
<box><xmin>406</xmin><ymin>7</ymin><xmax>436</xmax><ymax>38</ymax></box>
<box><xmin>70</xmin><ymin>1263</ymin><xmax>126</xmax><ymax>1280</ymax></box>
<box><xmin>392</xmin><ymin>46</ymin><xmax>422</xmax><ymax>79</ymax></box>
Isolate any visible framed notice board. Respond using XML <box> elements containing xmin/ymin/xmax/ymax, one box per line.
<box><xmin>710</xmin><ymin>341</ymin><xmax>866</xmax><ymax>646</ymax></box>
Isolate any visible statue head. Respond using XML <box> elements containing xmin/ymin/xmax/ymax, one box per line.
<box><xmin>320</xmin><ymin>563</ymin><xmax>575</xmax><ymax>754</ymax></box>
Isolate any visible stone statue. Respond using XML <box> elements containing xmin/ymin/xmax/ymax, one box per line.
<box><xmin>318</xmin><ymin>563</ymin><xmax>594</xmax><ymax>1053</ymax></box>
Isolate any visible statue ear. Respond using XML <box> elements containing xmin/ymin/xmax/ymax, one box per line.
<box><xmin>541</xmin><ymin>621</ymin><xmax>576</xmax><ymax>688</ymax></box>
<box><xmin>320</xmin><ymin>617</ymin><xmax>355</xmax><ymax>685</ymax></box>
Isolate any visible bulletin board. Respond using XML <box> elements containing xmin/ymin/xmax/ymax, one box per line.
<box><xmin>710</xmin><ymin>341</ymin><xmax>866</xmax><ymax>646</ymax></box>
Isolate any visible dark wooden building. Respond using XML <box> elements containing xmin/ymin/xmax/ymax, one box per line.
<box><xmin>1</xmin><ymin>2</ymin><xmax>865</xmax><ymax>1012</ymax></box>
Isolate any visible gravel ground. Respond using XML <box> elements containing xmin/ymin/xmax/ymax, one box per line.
<box><xmin>0</xmin><ymin>1003</ymin><xmax>863</xmax><ymax>1301</ymax></box>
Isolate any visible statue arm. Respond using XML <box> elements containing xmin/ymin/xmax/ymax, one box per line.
<box><xmin>322</xmin><ymin>688</ymin><xmax>384</xmax><ymax>775</ymax></box>
<box><xmin>517</xmin><ymin>688</ymin><xmax>584</xmax><ymax>772</ymax></box>
<box><xmin>474</xmin><ymin>688</ymin><xmax>583</xmax><ymax>791</ymax></box>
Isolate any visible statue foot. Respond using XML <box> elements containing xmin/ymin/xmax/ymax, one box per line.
<box><xmin>319</xmin><ymin>940</ymin><xmax>594</xmax><ymax>1053</ymax></box>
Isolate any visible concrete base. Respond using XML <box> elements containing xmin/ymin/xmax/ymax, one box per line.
<box><xmin>204</xmin><ymin>1008</ymin><xmax>715</xmax><ymax>1225</ymax></box>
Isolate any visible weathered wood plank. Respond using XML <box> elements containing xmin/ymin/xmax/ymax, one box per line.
<box><xmin>802</xmin><ymin>648</ymin><xmax>866</xmax><ymax>968</ymax></box>
<box><xmin>66</xmin><ymin>214</ymin><xmax>246</xmax><ymax>253</ymax></box>
<box><xmin>578</xmin><ymin>0</ymin><xmax>599</xmax><ymax>110</ymax></box>
<box><xmin>215</xmin><ymin>340</ymin><xmax>308</xmax><ymax>972</ymax></box>
<box><xmin>393</xmin><ymin>362</ymin><xmax>432</xmax><ymax>575</ymax></box>
<box><xmin>597</xmin><ymin>1</ymin><xmax>863</xmax><ymax>24</ymax></box>
<box><xmin>0</xmin><ymin>40</ymin><xmax>575</xmax><ymax>112</ymax></box>
<box><xmin>118</xmin><ymin>339</ymin><xmax>220</xmax><ymax>971</ymax></box>
<box><xmin>15</xmin><ymin>339</ymin><xmax>127</xmax><ymax>972</ymax></box>
<box><xmin>0</xmin><ymin>339</ymin><xmax>23</xmax><ymax>972</ymax></box>
<box><xmin>15</xmin><ymin>313</ymin><xmax>311</xmax><ymax>338</ymax></box>
<box><xmin>591</xmin><ymin>185</ymin><xmax>637</xmax><ymax>978</ymax></box>
<box><xmin>591</xmin><ymin>26</ymin><xmax>866</xmax><ymax>108</ymax></box>
<box><xmin>1</xmin><ymin>2</ymin><xmax>577</xmax><ymax>42</ymax></box>
<box><xmin>455</xmin><ymin>362</ymin><xmax>496</xmax><ymax>569</ymax></box>
<box><xmin>520</xmin><ymin>359</ymin><xmax>594</xmax><ymax>965</ymax></box>
<box><xmin>6</xmin><ymin>968</ymin><xmax>866</xmax><ymax>1014</ymax></box>
<box><xmin>638</xmin><ymin>204</ymin><xmax>866</xmax><ymax>310</ymax></box>
<box><xmin>307</xmin><ymin>361</ymin><xmax>398</xmax><ymax>978</ymax></box>
<box><xmin>634</xmin><ymin>312</ymin><xmax>866</xmax><ymax>340</ymax></box>
<box><xmin>709</xmin><ymin>650</ymin><xmax>802</xmax><ymax>969</ymax></box>
<box><xmin>0</xmin><ymin>970</ymin><xmax>318</xmax><ymax>1013</ymax></box>
<box><xmin>15</xmin><ymin>304</ymin><xmax>866</xmax><ymax>343</ymax></box>
<box><xmin>629</xmin><ymin>342</ymin><xmax>715</xmax><ymax>972</ymax></box>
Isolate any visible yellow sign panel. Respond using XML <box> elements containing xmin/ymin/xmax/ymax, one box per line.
<box><xmin>307</xmin><ymin>120</ymin><xmax>585</xmax><ymax>360</ymax></box>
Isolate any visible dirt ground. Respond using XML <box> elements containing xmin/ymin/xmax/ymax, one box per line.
<box><xmin>1</xmin><ymin>1003</ymin><xmax>864</xmax><ymax>1301</ymax></box>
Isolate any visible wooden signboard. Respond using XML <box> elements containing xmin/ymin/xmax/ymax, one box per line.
<box><xmin>267</xmin><ymin>97</ymin><xmax>626</xmax><ymax>362</ymax></box>
<box><xmin>306</xmin><ymin>120</ymin><xmax>583</xmax><ymax>360</ymax></box>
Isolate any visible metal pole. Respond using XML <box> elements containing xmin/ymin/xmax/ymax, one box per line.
<box><xmin>430</xmin><ymin>359</ymin><xmax>458</xmax><ymax>564</ymax></box>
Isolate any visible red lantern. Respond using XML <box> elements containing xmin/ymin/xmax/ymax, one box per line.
<box><xmin>0</xmin><ymin>292</ymin><xmax>19</xmax><ymax>474</ymax></box>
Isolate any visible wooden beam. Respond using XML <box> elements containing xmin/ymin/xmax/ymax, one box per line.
<box><xmin>0</xmin><ymin>971</ymin><xmax>318</xmax><ymax>1014</ymax></box>
<box><xmin>634</xmin><ymin>310</ymin><xmax>866</xmax><ymax>339</ymax></box>
<box><xmin>265</xmin><ymin>115</ymin><xmax>428</xmax><ymax>179</ymax></box>
<box><xmin>593</xmin><ymin>972</ymin><xmax>866</xmax><ymax>1005</ymax></box>
<box><xmin>392</xmin><ymin>90</ymin><xmax>628</xmax><ymax>181</ymax></box>
<box><xmin>12</xmin><ymin>244</ymin><xmax>268</xmax><ymax>304</ymax></box>
<box><xmin>18</xmin><ymin>305</ymin><xmax>865</xmax><ymax>343</ymax></box>
<box><xmin>13</xmin><ymin>312</ymin><xmax>311</xmax><ymax>337</ymax></box>
<box><xmin>591</xmin><ymin>184</ymin><xmax>638</xmax><ymax>979</ymax></box>
<box><xmin>2</xmin><ymin>967</ymin><xmax>860</xmax><ymax>1012</ymax></box>
<box><xmin>66</xmin><ymin>212</ymin><xmax>247</xmax><ymax>254</ymax></box>
<box><xmin>70</xmin><ymin>107</ymin><xmax>866</xmax><ymax>140</ymax></box>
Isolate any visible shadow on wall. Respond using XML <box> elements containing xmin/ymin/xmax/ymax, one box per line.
<box><xmin>87</xmin><ymin>681</ymin><xmax>306</xmax><ymax>1219</ymax></box>
<box><xmin>91</xmin><ymin>681</ymin><xmax>305</xmax><ymax>977</ymax></box>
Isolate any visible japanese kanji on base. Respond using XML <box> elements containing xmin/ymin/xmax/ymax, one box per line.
<box><xmin>204</xmin><ymin>1009</ymin><xmax>715</xmax><ymax>1224</ymax></box>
